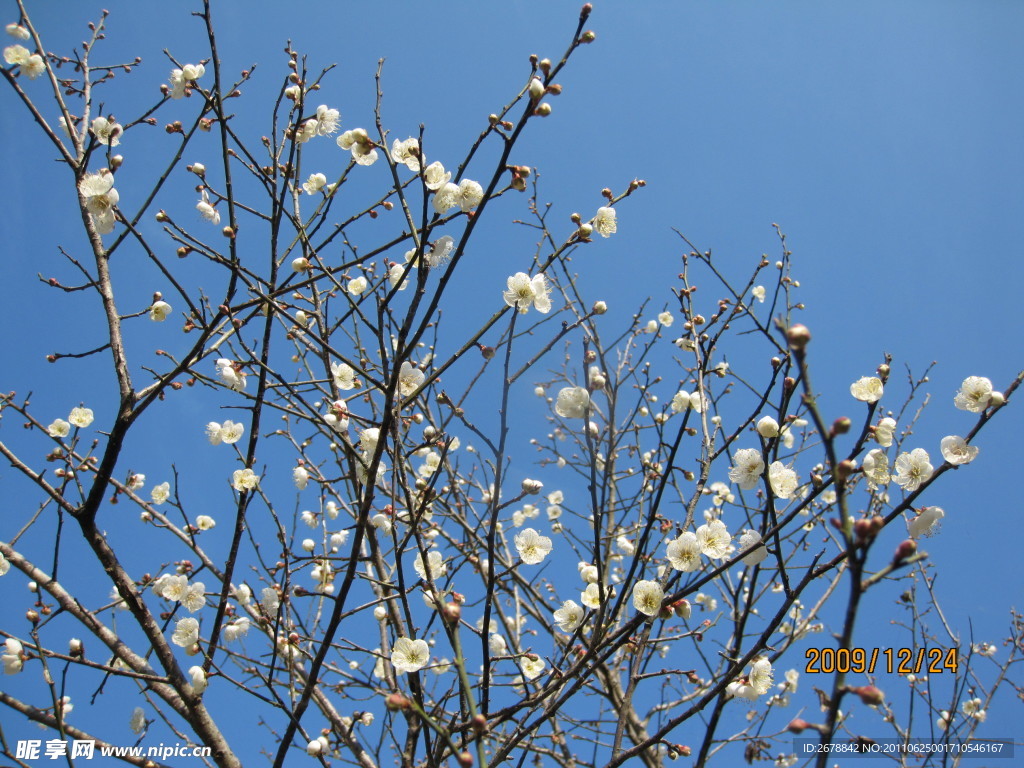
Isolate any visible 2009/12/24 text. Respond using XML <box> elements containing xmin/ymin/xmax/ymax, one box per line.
<box><xmin>805</xmin><ymin>647</ymin><xmax>959</xmax><ymax>674</ymax></box>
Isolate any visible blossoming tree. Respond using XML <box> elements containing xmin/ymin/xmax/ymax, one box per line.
<box><xmin>1</xmin><ymin>3</ymin><xmax>1021</xmax><ymax>767</ymax></box>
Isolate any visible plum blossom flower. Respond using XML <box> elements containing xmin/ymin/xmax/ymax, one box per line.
<box><xmin>337</xmin><ymin>128</ymin><xmax>378</xmax><ymax>165</ymax></box>
<box><xmin>314</xmin><ymin>104</ymin><xmax>340</xmax><ymax>136</ymax></box>
<box><xmin>427</xmin><ymin>235</ymin><xmax>455</xmax><ymax>268</ymax></box>
<box><xmin>670</xmin><ymin>390</ymin><xmax>704</xmax><ymax>413</ymax></box>
<box><xmin>2</xmin><ymin>638</ymin><xmax>23</xmax><ymax>674</ymax></box>
<box><xmin>749</xmin><ymin>657</ymin><xmax>774</xmax><ymax>695</ymax></box>
<box><xmin>195</xmin><ymin>515</ymin><xmax>216</xmax><ymax>530</ymax></box>
<box><xmin>171</xmin><ymin>617</ymin><xmax>199</xmax><ymax>648</ymax></box>
<box><xmin>850</xmin><ymin>376</ymin><xmax>884</xmax><ymax>403</ymax></box>
<box><xmin>696</xmin><ymin>519</ymin><xmax>731</xmax><ymax>560</ymax></box>
<box><xmin>940</xmin><ymin>435</ymin><xmax>979</xmax><ymax>465</ymax></box>
<box><xmin>169</xmin><ymin>63</ymin><xmax>205</xmax><ymax>99</ymax></box>
<box><xmin>909</xmin><ymin>506</ymin><xmax>944</xmax><ymax>538</ymax></box>
<box><xmin>391</xmin><ymin>637</ymin><xmax>429</xmax><ymax>674</ymax></box>
<box><xmin>456</xmin><ymin>179</ymin><xmax>483</xmax><ymax>211</ymax></box>
<box><xmin>874</xmin><ymin>417</ymin><xmax>897</xmax><ymax>447</ymax></box>
<box><xmin>69</xmin><ymin>407</ymin><xmax>94</xmax><ymax>428</ymax></box>
<box><xmin>232</xmin><ymin>468</ymin><xmax>259</xmax><ymax>492</ymax></box>
<box><xmin>554</xmin><ymin>386</ymin><xmax>590</xmax><ymax>419</ymax></box>
<box><xmin>521</xmin><ymin>478</ymin><xmax>544</xmax><ymax>495</ymax></box>
<box><xmin>302</xmin><ymin>172</ymin><xmax>327</xmax><ymax>195</ymax></box>
<box><xmin>581</xmin><ymin>582</ymin><xmax>605</xmax><ymax>608</ymax></box>
<box><xmin>553</xmin><ymin>600</ymin><xmax>584</xmax><ymax>632</ymax></box>
<box><xmin>632</xmin><ymin>580</ymin><xmax>664</xmax><ymax>617</ymax></box>
<box><xmin>514</xmin><ymin>528</ymin><xmax>553</xmax><ymax>565</ymax></box>
<box><xmin>729</xmin><ymin>448</ymin><xmax>764</xmax><ymax>491</ymax></box>
<box><xmin>423</xmin><ymin>161</ymin><xmax>450</xmax><ymax>190</ymax></box>
<box><xmin>78</xmin><ymin>171</ymin><xmax>119</xmax><ymax>234</ymax></box>
<box><xmin>149</xmin><ymin>300</ymin><xmax>172</xmax><ymax>322</ymax></box>
<box><xmin>48</xmin><ymin>418</ymin><xmax>70</xmax><ymax>438</ymax></box>
<box><xmin>502</xmin><ymin>272</ymin><xmax>552</xmax><ymax>314</ymax></box>
<box><xmin>520</xmin><ymin>654</ymin><xmax>546</xmax><ymax>681</ymax></box>
<box><xmin>89</xmin><ymin>117</ymin><xmax>122</xmax><ymax>148</ymax></box>
<box><xmin>861</xmin><ymin>449</ymin><xmax>890</xmax><ymax>489</ymax></box>
<box><xmin>433</xmin><ymin>179</ymin><xmax>484</xmax><ymax>213</ymax></box>
<box><xmin>390</xmin><ymin>137</ymin><xmax>422</xmax><ymax>171</ymax></box>
<box><xmin>3</xmin><ymin>43</ymin><xmax>28</xmax><ymax>65</ymax></box>
<box><xmin>196</xmin><ymin>188</ymin><xmax>220</xmax><ymax>225</ymax></box>
<box><xmin>5</xmin><ymin>24</ymin><xmax>30</xmax><ymax>40</ymax></box>
<box><xmin>129</xmin><ymin>707</ymin><xmax>146</xmax><ymax>734</ymax></box>
<box><xmin>893</xmin><ymin>448</ymin><xmax>932</xmax><ymax>492</ymax></box>
<box><xmin>215</xmin><ymin>359</ymin><xmax>246</xmax><ymax>391</ymax></box>
<box><xmin>768</xmin><ymin>462</ymin><xmax>798</xmax><ymax>499</ymax></box>
<box><xmin>331</xmin><ymin>361</ymin><xmax>356</xmax><ymax>390</ymax></box>
<box><xmin>658</xmin><ymin>311</ymin><xmax>674</xmax><ymax>327</ymax></box>
<box><xmin>222</xmin><ymin>617</ymin><xmax>250</xmax><ymax>642</ymax></box>
<box><xmin>593</xmin><ymin>206</ymin><xmax>617</xmax><ymax>237</ymax></box>
<box><xmin>962</xmin><ymin>697</ymin><xmax>986</xmax><ymax>722</ymax></box>
<box><xmin>752</xmin><ymin>285</ymin><xmax>766</xmax><ymax>303</ymax></box>
<box><xmin>260</xmin><ymin>587</ymin><xmax>280</xmax><ymax>613</ymax></box>
<box><xmin>206</xmin><ymin>420</ymin><xmax>244</xmax><ymax>446</ymax></box>
<box><xmin>0</xmin><ymin>552</ymin><xmax>9</xmax><ymax>576</ymax></box>
<box><xmin>348</xmin><ymin>276</ymin><xmax>368</xmax><ymax>295</ymax></box>
<box><xmin>413</xmin><ymin>550</ymin><xmax>446</xmax><ymax>581</ymax></box>
<box><xmin>292</xmin><ymin>466</ymin><xmax>309</xmax><ymax>490</ymax></box>
<box><xmin>738</xmin><ymin>529</ymin><xmax>768</xmax><ymax>566</ymax></box>
<box><xmin>397</xmin><ymin>361</ymin><xmax>425</xmax><ymax>397</ymax></box>
<box><xmin>182</xmin><ymin>582</ymin><xmax>206</xmax><ymax>612</ymax></box>
<box><xmin>151</xmin><ymin>481</ymin><xmax>171</xmax><ymax>505</ymax></box>
<box><xmin>666</xmin><ymin>531</ymin><xmax>701</xmax><ymax>572</ymax></box>
<box><xmin>189</xmin><ymin>665</ymin><xmax>207</xmax><ymax>694</ymax></box>
<box><xmin>954</xmin><ymin>376</ymin><xmax>993</xmax><ymax>412</ymax></box>
<box><xmin>489</xmin><ymin>633</ymin><xmax>507</xmax><ymax>655</ymax></box>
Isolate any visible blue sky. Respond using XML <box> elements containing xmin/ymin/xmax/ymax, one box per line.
<box><xmin>2</xmin><ymin>0</ymin><xmax>1022</xmax><ymax>762</ymax></box>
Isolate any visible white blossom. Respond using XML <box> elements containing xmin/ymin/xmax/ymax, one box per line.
<box><xmin>940</xmin><ymin>435</ymin><xmax>979</xmax><ymax>465</ymax></box>
<box><xmin>554</xmin><ymin>387</ymin><xmax>590</xmax><ymax>419</ymax></box>
<box><xmin>954</xmin><ymin>376</ymin><xmax>993</xmax><ymax>412</ymax></box>
<box><xmin>728</xmin><ymin>448</ymin><xmax>764</xmax><ymax>491</ymax></box>
<box><xmin>391</xmin><ymin>637</ymin><xmax>429</xmax><ymax>674</ymax></box>
<box><xmin>553</xmin><ymin>600</ymin><xmax>584</xmax><ymax>632</ymax></box>
<box><xmin>206</xmin><ymin>420</ymin><xmax>244</xmax><ymax>446</ymax></box>
<box><xmin>514</xmin><ymin>528</ymin><xmax>553</xmax><ymax>565</ymax></box>
<box><xmin>632</xmin><ymin>580</ymin><xmax>664</xmax><ymax>617</ymax></box>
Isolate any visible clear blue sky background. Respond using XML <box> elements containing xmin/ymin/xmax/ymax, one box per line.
<box><xmin>2</xmin><ymin>0</ymin><xmax>1022</xmax><ymax>761</ymax></box>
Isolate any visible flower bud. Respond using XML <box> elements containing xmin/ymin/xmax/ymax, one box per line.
<box><xmin>835</xmin><ymin>459</ymin><xmax>856</xmax><ymax>483</ymax></box>
<box><xmin>69</xmin><ymin>638</ymin><xmax>83</xmax><ymax>657</ymax></box>
<box><xmin>580</xmin><ymin>30</ymin><xmax>596</xmax><ymax>43</ymax></box>
<box><xmin>894</xmin><ymin>539</ymin><xmax>917</xmax><ymax>562</ymax></box>
<box><xmin>385</xmin><ymin>692</ymin><xmax>411</xmax><ymax>711</ymax></box>
<box><xmin>592</xmin><ymin>300</ymin><xmax>607</xmax><ymax>314</ymax></box>
<box><xmin>830</xmin><ymin>417</ymin><xmax>851</xmax><ymax>436</ymax></box>
<box><xmin>110</xmin><ymin>155</ymin><xmax>123</xmax><ymax>171</ymax></box>
<box><xmin>521</xmin><ymin>478</ymin><xmax>543</xmax><ymax>495</ymax></box>
<box><xmin>291</xmin><ymin>257</ymin><xmax>310</xmax><ymax>272</ymax></box>
<box><xmin>989</xmin><ymin>391</ymin><xmax>1006</xmax><ymax>407</ymax></box>
<box><xmin>756</xmin><ymin>416</ymin><xmax>779</xmax><ymax>438</ymax></box>
<box><xmin>849</xmin><ymin>684</ymin><xmax>885</xmax><ymax>706</ymax></box>
<box><xmin>673</xmin><ymin>599</ymin><xmax>691</xmax><ymax>619</ymax></box>
<box><xmin>528</xmin><ymin>77</ymin><xmax>545</xmax><ymax>100</ymax></box>
<box><xmin>788</xmin><ymin>718</ymin><xmax>811</xmax><ymax>733</ymax></box>
<box><xmin>786</xmin><ymin>324</ymin><xmax>811</xmax><ymax>352</ymax></box>
<box><xmin>534</xmin><ymin>103</ymin><xmax>552</xmax><ymax>117</ymax></box>
<box><xmin>578</xmin><ymin>222</ymin><xmax>594</xmax><ymax>238</ymax></box>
